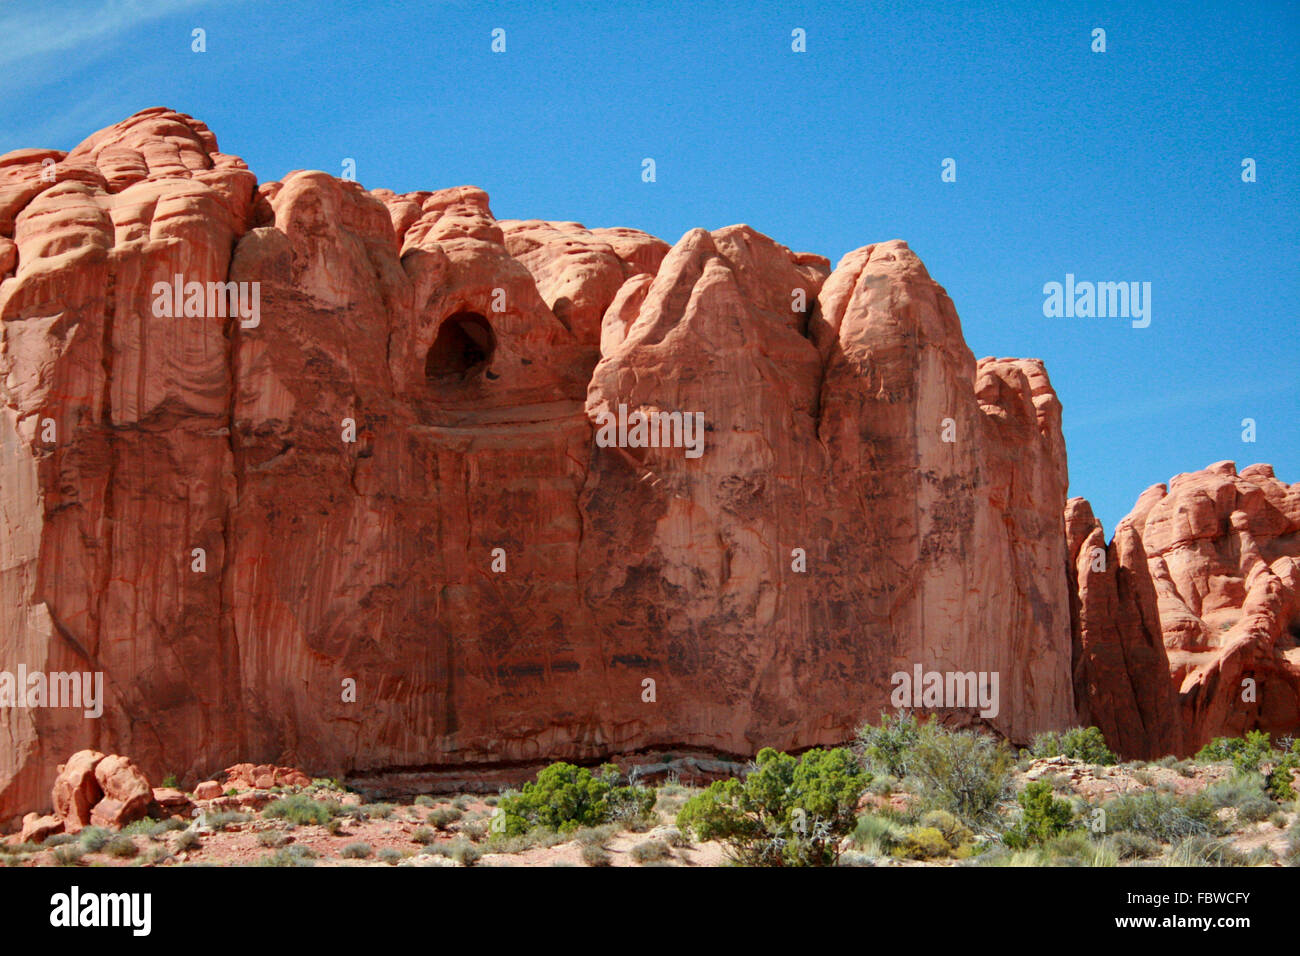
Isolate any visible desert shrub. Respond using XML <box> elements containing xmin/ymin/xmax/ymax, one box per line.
<box><xmin>1203</xmin><ymin>771</ymin><xmax>1287</xmax><ymax>817</ymax></box>
<box><xmin>486</xmin><ymin>826</ymin><xmax>568</xmax><ymax>853</ymax></box>
<box><xmin>1028</xmin><ymin>727</ymin><xmax>1117</xmax><ymax>765</ymax></box>
<box><xmin>1166</xmin><ymin>836</ymin><xmax>1268</xmax><ymax>867</ymax></box>
<box><xmin>580</xmin><ymin>844</ymin><xmax>612</xmax><ymax>867</ymax></box>
<box><xmin>42</xmin><ymin>832</ymin><xmax>76</xmax><ymax>847</ymax></box>
<box><xmin>411</xmin><ymin>827</ymin><xmax>436</xmax><ymax>845</ymax></box>
<box><xmin>1196</xmin><ymin>731</ymin><xmax>1275</xmax><ymax>774</ymax></box>
<box><xmin>660</xmin><ymin>775</ymin><xmax>687</xmax><ymax>797</ymax></box>
<box><xmin>452</xmin><ymin>796</ymin><xmax>472</xmax><ymax>811</ymax></box>
<box><xmin>908</xmin><ymin>723</ymin><xmax>1013</xmax><ymax>825</ymax></box>
<box><xmin>374</xmin><ymin>847</ymin><xmax>401</xmax><ymax>864</ymax></box>
<box><xmin>1236</xmin><ymin>793</ymin><xmax>1276</xmax><ymax>824</ymax></box>
<box><xmin>496</xmin><ymin>762</ymin><xmax>656</xmax><ymax>836</ymax></box>
<box><xmin>53</xmin><ymin>845</ymin><xmax>85</xmax><ymax>865</ymax></box>
<box><xmin>149</xmin><ymin>818</ymin><xmax>188</xmax><ymax>838</ymax></box>
<box><xmin>851</xmin><ymin>813</ymin><xmax>908</xmax><ymax>856</ymax></box>
<box><xmin>854</xmin><ymin>711</ymin><xmax>920</xmax><ymax>777</ymax></box>
<box><xmin>146</xmin><ymin>846</ymin><xmax>172</xmax><ymax>864</ymax></box>
<box><xmin>973</xmin><ymin>830</ymin><xmax>1102</xmax><ymax>867</ymax></box>
<box><xmin>919</xmin><ymin>809</ymin><xmax>974</xmax><ymax>848</ymax></box>
<box><xmin>161</xmin><ymin>774</ymin><xmax>179</xmax><ymax>789</ymax></box>
<box><xmin>174</xmin><ymin>830</ymin><xmax>201</xmax><ymax>851</ymax></box>
<box><xmin>424</xmin><ymin>836</ymin><xmax>481</xmax><ymax>866</ymax></box>
<box><xmin>630</xmin><ymin>839</ymin><xmax>671</xmax><ymax>864</ymax></box>
<box><xmin>972</xmin><ymin>845</ymin><xmax>1047</xmax><ymax>867</ymax></box>
<box><xmin>121</xmin><ymin>817</ymin><xmax>160</xmax><ymax>838</ymax></box>
<box><xmin>1267</xmin><ymin>751</ymin><xmax>1299</xmax><ymax>802</ymax></box>
<box><xmin>660</xmin><ymin>827</ymin><xmax>690</xmax><ymax>848</ymax></box>
<box><xmin>1040</xmin><ymin>830</ymin><xmax>1114</xmax><ymax>866</ymax></box>
<box><xmin>340</xmin><ymin>841</ymin><xmax>372</xmax><ymax>859</ymax></box>
<box><xmin>483</xmin><ymin>795</ymin><xmax>499</xmax><ymax>806</ymax></box>
<box><xmin>1203</xmin><ymin>774</ymin><xmax>1268</xmax><ymax>810</ymax></box>
<box><xmin>414</xmin><ymin>795</ymin><xmax>435</xmax><ymax>807</ymax></box>
<box><xmin>460</xmin><ymin>819</ymin><xmax>489</xmax><ymax>841</ymax></box>
<box><xmin>866</xmin><ymin>775</ymin><xmax>898</xmax><ymax>796</ymax></box>
<box><xmin>654</xmin><ymin>788</ymin><xmax>691</xmax><ymax>818</ymax></box>
<box><xmin>263</xmin><ymin>795</ymin><xmax>337</xmax><ymax>826</ymax></box>
<box><xmin>427</xmin><ymin>807</ymin><xmax>463</xmax><ymax>830</ymax></box>
<box><xmin>0</xmin><ymin>841</ymin><xmax>40</xmax><ymax>855</ymax></box>
<box><xmin>573</xmin><ymin>824</ymin><xmax>619</xmax><ymax>847</ymax></box>
<box><xmin>1101</xmin><ymin>790</ymin><xmax>1216</xmax><ymax>842</ymax></box>
<box><xmin>452</xmin><ymin>839</ymin><xmax>483</xmax><ymax>865</ymax></box>
<box><xmin>676</xmin><ymin>747</ymin><xmax>866</xmax><ymax>867</ymax></box>
<box><xmin>361</xmin><ymin>803</ymin><xmax>395</xmax><ymax>820</ymax></box>
<box><xmin>895</xmin><ymin>827</ymin><xmax>951</xmax><ymax>860</ymax></box>
<box><xmin>1005</xmin><ymin>781</ymin><xmax>1075</xmax><ymax>848</ymax></box>
<box><xmin>103</xmin><ymin>835</ymin><xmax>138</xmax><ymax>858</ymax></box>
<box><xmin>206</xmin><ymin>811</ymin><xmax>251</xmax><ymax>831</ymax></box>
<box><xmin>256</xmin><ymin>830</ymin><xmax>289</xmax><ymax>848</ymax></box>
<box><xmin>258</xmin><ymin>845</ymin><xmax>316</xmax><ymax>867</ymax></box>
<box><xmin>78</xmin><ymin>827</ymin><xmax>112</xmax><ymax>852</ymax></box>
<box><xmin>1108</xmin><ymin>830</ymin><xmax>1162</xmax><ymax>860</ymax></box>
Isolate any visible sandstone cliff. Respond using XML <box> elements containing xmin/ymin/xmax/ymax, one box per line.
<box><xmin>1</xmin><ymin>108</ymin><xmax>1294</xmax><ymax>824</ymax></box>
<box><xmin>0</xmin><ymin>109</ymin><xmax>1079</xmax><ymax>821</ymax></box>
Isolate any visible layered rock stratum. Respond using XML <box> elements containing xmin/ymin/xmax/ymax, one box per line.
<box><xmin>0</xmin><ymin>109</ymin><xmax>1295</xmax><ymax>824</ymax></box>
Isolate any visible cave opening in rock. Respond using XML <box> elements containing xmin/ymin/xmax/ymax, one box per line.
<box><xmin>1284</xmin><ymin>616</ymin><xmax>1300</xmax><ymax>649</ymax></box>
<box><xmin>425</xmin><ymin>311</ymin><xmax>495</xmax><ymax>384</ymax></box>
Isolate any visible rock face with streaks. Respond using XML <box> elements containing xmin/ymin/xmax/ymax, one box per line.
<box><xmin>2</xmin><ymin>108</ymin><xmax>1291</xmax><ymax>826</ymax></box>
<box><xmin>1070</xmin><ymin>463</ymin><xmax>1300</xmax><ymax>756</ymax></box>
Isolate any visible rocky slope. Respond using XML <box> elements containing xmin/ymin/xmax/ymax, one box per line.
<box><xmin>0</xmin><ymin>108</ymin><xmax>1294</xmax><ymax>824</ymax></box>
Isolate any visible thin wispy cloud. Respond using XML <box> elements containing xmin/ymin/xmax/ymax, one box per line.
<box><xmin>0</xmin><ymin>0</ymin><xmax>215</xmax><ymax>73</ymax></box>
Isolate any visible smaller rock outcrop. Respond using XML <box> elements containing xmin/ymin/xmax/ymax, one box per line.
<box><xmin>1069</xmin><ymin>462</ymin><xmax>1300</xmax><ymax>756</ymax></box>
<box><xmin>193</xmin><ymin>781</ymin><xmax>224</xmax><ymax>801</ymax></box>
<box><xmin>223</xmin><ymin>763</ymin><xmax>312</xmax><ymax>791</ymax></box>
<box><xmin>50</xmin><ymin>750</ymin><xmax>155</xmax><ymax>831</ymax></box>
<box><xmin>19</xmin><ymin>812</ymin><xmax>62</xmax><ymax>843</ymax></box>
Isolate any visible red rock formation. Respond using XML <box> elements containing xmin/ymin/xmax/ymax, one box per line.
<box><xmin>151</xmin><ymin>786</ymin><xmax>195</xmax><ymax>819</ymax></box>
<box><xmin>1066</xmin><ymin>498</ymin><xmax>1183</xmax><ymax>758</ymax></box>
<box><xmin>1071</xmin><ymin>462</ymin><xmax>1300</xmax><ymax>756</ymax></box>
<box><xmin>192</xmin><ymin>781</ymin><xmax>223</xmax><ymax>801</ymax></box>
<box><xmin>19</xmin><ymin>811</ymin><xmax>62</xmax><ymax>843</ymax></box>
<box><xmin>90</xmin><ymin>754</ymin><xmax>153</xmax><ymax>828</ymax></box>
<box><xmin>223</xmin><ymin>764</ymin><xmax>311</xmax><ymax>791</ymax></box>
<box><xmin>2</xmin><ymin>108</ymin><xmax>1081</xmax><ymax>824</ymax></box>
<box><xmin>48</xmin><ymin>749</ymin><xmax>153</xmax><ymax>831</ymax></box>
<box><xmin>51</xmin><ymin>751</ymin><xmax>105</xmax><ymax>834</ymax></box>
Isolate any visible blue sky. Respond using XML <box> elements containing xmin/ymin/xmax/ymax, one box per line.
<box><xmin>2</xmin><ymin>0</ymin><xmax>1296</xmax><ymax>534</ymax></box>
